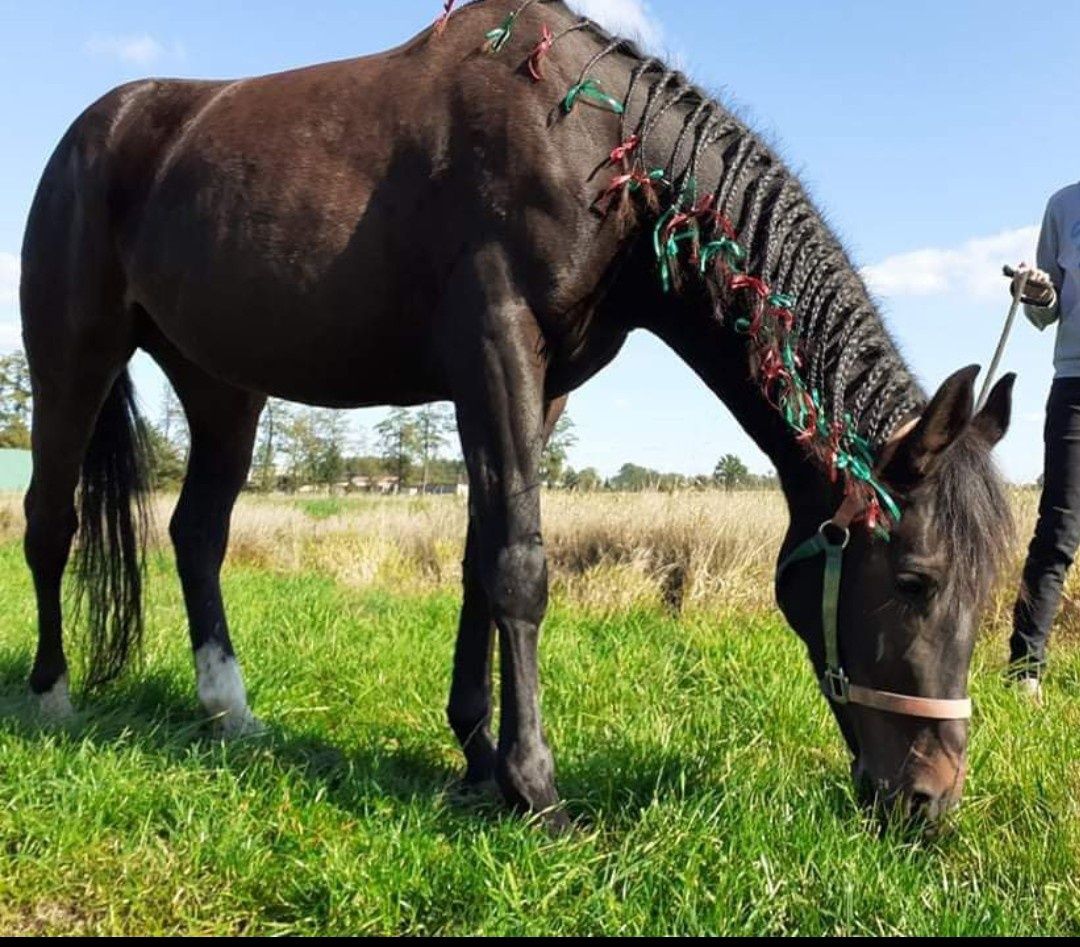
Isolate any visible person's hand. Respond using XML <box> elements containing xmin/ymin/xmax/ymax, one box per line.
<box><xmin>1013</xmin><ymin>263</ymin><xmax>1055</xmax><ymax>307</ymax></box>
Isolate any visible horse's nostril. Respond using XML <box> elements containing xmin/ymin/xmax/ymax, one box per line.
<box><xmin>908</xmin><ymin>789</ymin><xmax>942</xmax><ymax>822</ymax></box>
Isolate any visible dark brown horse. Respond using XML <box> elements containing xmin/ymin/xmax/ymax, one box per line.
<box><xmin>20</xmin><ymin>0</ymin><xmax>1013</xmax><ymax>830</ymax></box>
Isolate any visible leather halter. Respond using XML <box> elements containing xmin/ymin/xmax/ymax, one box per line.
<box><xmin>775</xmin><ymin>426</ymin><xmax>973</xmax><ymax>722</ymax></box>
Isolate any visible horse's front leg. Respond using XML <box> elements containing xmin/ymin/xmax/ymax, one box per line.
<box><xmin>447</xmin><ymin>396</ymin><xmax>568</xmax><ymax>792</ymax></box>
<box><xmin>443</xmin><ymin>251</ymin><xmax>567</xmax><ymax>832</ymax></box>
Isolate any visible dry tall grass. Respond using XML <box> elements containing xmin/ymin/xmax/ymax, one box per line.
<box><xmin>0</xmin><ymin>487</ymin><xmax>1073</xmax><ymax>634</ymax></box>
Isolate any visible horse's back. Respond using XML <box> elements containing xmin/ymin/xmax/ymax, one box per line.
<box><xmin>22</xmin><ymin>2</ymin><xmax>623</xmax><ymax>406</ymax></box>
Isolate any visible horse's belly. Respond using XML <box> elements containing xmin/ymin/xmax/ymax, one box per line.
<box><xmin>140</xmin><ymin>286</ymin><xmax>447</xmax><ymax>408</ymax></box>
<box><xmin>128</xmin><ymin>194</ymin><xmax>449</xmax><ymax>405</ymax></box>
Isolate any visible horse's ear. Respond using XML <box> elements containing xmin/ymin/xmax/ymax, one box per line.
<box><xmin>883</xmin><ymin>365</ymin><xmax>980</xmax><ymax>485</ymax></box>
<box><xmin>970</xmin><ymin>372</ymin><xmax>1016</xmax><ymax>447</ymax></box>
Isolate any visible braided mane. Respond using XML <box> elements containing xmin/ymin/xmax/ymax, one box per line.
<box><xmin>437</xmin><ymin>0</ymin><xmax>925</xmax><ymax>532</ymax></box>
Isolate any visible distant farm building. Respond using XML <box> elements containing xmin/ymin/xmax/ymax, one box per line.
<box><xmin>346</xmin><ymin>475</ymin><xmax>401</xmax><ymax>494</ymax></box>
<box><xmin>423</xmin><ymin>482</ymin><xmax>468</xmax><ymax>497</ymax></box>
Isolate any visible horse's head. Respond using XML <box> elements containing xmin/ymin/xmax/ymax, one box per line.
<box><xmin>777</xmin><ymin>365</ymin><xmax>1014</xmax><ymax>825</ymax></box>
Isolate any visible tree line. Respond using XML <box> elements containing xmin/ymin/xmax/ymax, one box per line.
<box><xmin>0</xmin><ymin>351</ymin><xmax>30</xmax><ymax>449</ymax></box>
<box><xmin>1</xmin><ymin>349</ymin><xmax>776</xmax><ymax>492</ymax></box>
<box><xmin>150</xmin><ymin>390</ymin><xmax>582</xmax><ymax>494</ymax></box>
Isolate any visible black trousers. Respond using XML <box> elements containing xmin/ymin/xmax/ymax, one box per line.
<box><xmin>1011</xmin><ymin>377</ymin><xmax>1080</xmax><ymax>674</ymax></box>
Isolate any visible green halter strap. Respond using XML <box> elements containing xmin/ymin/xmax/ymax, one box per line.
<box><xmin>776</xmin><ymin>518</ymin><xmax>974</xmax><ymax>721</ymax></box>
<box><xmin>777</xmin><ymin>521</ymin><xmax>851</xmax><ymax>703</ymax></box>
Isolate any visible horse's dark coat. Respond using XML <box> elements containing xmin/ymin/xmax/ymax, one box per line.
<box><xmin>20</xmin><ymin>0</ymin><xmax>1013</xmax><ymax>827</ymax></box>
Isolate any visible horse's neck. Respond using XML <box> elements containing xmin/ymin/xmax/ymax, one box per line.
<box><xmin>644</xmin><ymin>296</ymin><xmax>828</xmax><ymax>514</ymax></box>
<box><xmin>604</xmin><ymin>83</ymin><xmax>923</xmax><ymax>513</ymax></box>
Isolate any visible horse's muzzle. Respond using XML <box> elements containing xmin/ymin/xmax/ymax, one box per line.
<box><xmin>852</xmin><ymin>755</ymin><xmax>967</xmax><ymax>827</ymax></box>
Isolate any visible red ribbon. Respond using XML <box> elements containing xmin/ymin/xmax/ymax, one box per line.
<box><xmin>728</xmin><ymin>273</ymin><xmax>770</xmax><ymax>298</ymax></box>
<box><xmin>527</xmin><ymin>25</ymin><xmax>554</xmax><ymax>81</ymax></box>
<box><xmin>608</xmin><ymin>134</ymin><xmax>640</xmax><ymax>165</ymax></box>
<box><xmin>864</xmin><ymin>496</ymin><xmax>882</xmax><ymax>531</ymax></box>
<box><xmin>690</xmin><ymin>193</ymin><xmax>717</xmax><ymax>219</ymax></box>
<box><xmin>712</xmin><ymin>214</ymin><xmax>737</xmax><ymax>239</ymax></box>
<box><xmin>595</xmin><ymin>169</ymin><xmax>657</xmax><ymax>209</ymax></box>
<box><xmin>663</xmin><ymin>211</ymin><xmax>700</xmax><ymax>264</ymax></box>
<box><xmin>769</xmin><ymin>303</ymin><xmax>796</xmax><ymax>332</ymax></box>
<box><xmin>434</xmin><ymin>0</ymin><xmax>457</xmax><ymax>35</ymax></box>
<box><xmin>598</xmin><ymin>171</ymin><xmax>641</xmax><ymax>197</ymax></box>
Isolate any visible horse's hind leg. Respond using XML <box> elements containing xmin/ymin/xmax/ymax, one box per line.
<box><xmin>447</xmin><ymin>396</ymin><xmax>567</xmax><ymax>789</ymax></box>
<box><xmin>24</xmin><ymin>366</ymin><xmax>126</xmax><ymax>719</ymax></box>
<box><xmin>146</xmin><ymin>335</ymin><xmax>265</xmax><ymax>735</ymax></box>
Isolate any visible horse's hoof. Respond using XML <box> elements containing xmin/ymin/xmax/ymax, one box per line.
<box><xmin>35</xmin><ymin>674</ymin><xmax>76</xmax><ymax>725</ymax></box>
<box><xmin>452</xmin><ymin>775</ymin><xmax>500</xmax><ymax>801</ymax></box>
<box><xmin>536</xmin><ymin>807</ymin><xmax>576</xmax><ymax>837</ymax></box>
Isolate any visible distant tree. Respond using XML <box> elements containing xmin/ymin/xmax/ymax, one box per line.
<box><xmin>416</xmin><ymin>404</ymin><xmax>456</xmax><ymax>490</ymax></box>
<box><xmin>276</xmin><ymin>407</ymin><xmax>348</xmax><ymax>491</ymax></box>
<box><xmin>609</xmin><ymin>463</ymin><xmax>657</xmax><ymax>492</ymax></box>
<box><xmin>0</xmin><ymin>350</ymin><xmax>32</xmax><ymax>449</ymax></box>
<box><xmin>253</xmin><ymin>398</ymin><xmax>284</xmax><ymax>492</ymax></box>
<box><xmin>565</xmin><ymin>467</ymin><xmax>603</xmax><ymax>492</ymax></box>
<box><xmin>158</xmin><ymin>382</ymin><xmax>189</xmax><ymax>457</ymax></box>
<box><xmin>145</xmin><ymin>423</ymin><xmax>186</xmax><ymax>489</ymax></box>
<box><xmin>375</xmin><ymin>408</ymin><xmax>420</xmax><ymax>489</ymax></box>
<box><xmin>310</xmin><ymin>409</ymin><xmax>348</xmax><ymax>489</ymax></box>
<box><xmin>713</xmin><ymin>454</ymin><xmax>751</xmax><ymax>491</ymax></box>
<box><xmin>540</xmin><ymin>414</ymin><xmax>577</xmax><ymax>487</ymax></box>
<box><xmin>750</xmin><ymin>470</ymin><xmax>780</xmax><ymax>491</ymax></box>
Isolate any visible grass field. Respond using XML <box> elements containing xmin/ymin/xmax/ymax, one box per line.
<box><xmin>1</xmin><ymin>491</ymin><xmax>1079</xmax><ymax>935</ymax></box>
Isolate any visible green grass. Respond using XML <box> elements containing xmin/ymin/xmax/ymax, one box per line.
<box><xmin>1</xmin><ymin>542</ymin><xmax>1080</xmax><ymax>935</ymax></box>
<box><xmin>295</xmin><ymin>497</ymin><xmax>348</xmax><ymax>520</ymax></box>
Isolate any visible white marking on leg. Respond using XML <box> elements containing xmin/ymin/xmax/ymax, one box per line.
<box><xmin>195</xmin><ymin>643</ymin><xmax>260</xmax><ymax>736</ymax></box>
<box><xmin>37</xmin><ymin>672</ymin><xmax>75</xmax><ymax>722</ymax></box>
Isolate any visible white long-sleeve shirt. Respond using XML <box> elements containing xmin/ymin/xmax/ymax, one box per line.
<box><xmin>1026</xmin><ymin>183</ymin><xmax>1080</xmax><ymax>378</ymax></box>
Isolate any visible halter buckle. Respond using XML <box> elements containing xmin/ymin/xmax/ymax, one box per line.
<box><xmin>823</xmin><ymin>668</ymin><xmax>850</xmax><ymax>704</ymax></box>
<box><xmin>818</xmin><ymin>520</ymin><xmax>851</xmax><ymax>549</ymax></box>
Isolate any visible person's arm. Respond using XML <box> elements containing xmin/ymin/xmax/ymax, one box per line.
<box><xmin>1023</xmin><ymin>203</ymin><xmax>1062</xmax><ymax>330</ymax></box>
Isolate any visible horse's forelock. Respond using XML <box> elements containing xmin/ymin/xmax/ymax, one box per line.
<box><xmin>931</xmin><ymin>431</ymin><xmax>1014</xmax><ymax>604</ymax></box>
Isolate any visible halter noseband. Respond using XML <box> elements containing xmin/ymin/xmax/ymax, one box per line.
<box><xmin>776</xmin><ymin>511</ymin><xmax>973</xmax><ymax>723</ymax></box>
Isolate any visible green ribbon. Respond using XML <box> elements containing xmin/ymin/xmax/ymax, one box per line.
<box><xmin>699</xmin><ymin>238</ymin><xmax>747</xmax><ymax>274</ymax></box>
<box><xmin>652</xmin><ymin>210</ymin><xmax>699</xmax><ymax>294</ymax></box>
<box><xmin>653</xmin><ymin>208</ymin><xmax>676</xmax><ymax>293</ymax></box>
<box><xmin>563</xmin><ymin>79</ymin><xmax>626</xmax><ymax>115</ymax></box>
<box><xmin>485</xmin><ymin>13</ymin><xmax>516</xmax><ymax>53</ymax></box>
<box><xmin>632</xmin><ymin>168</ymin><xmax>667</xmax><ymax>192</ymax></box>
<box><xmin>648</xmin><ymin>193</ymin><xmax>899</xmax><ymax>531</ymax></box>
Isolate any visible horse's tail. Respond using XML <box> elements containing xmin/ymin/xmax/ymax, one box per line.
<box><xmin>74</xmin><ymin>369</ymin><xmax>152</xmax><ymax>689</ymax></box>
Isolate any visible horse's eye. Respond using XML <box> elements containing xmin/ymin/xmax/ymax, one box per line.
<box><xmin>895</xmin><ymin>572</ymin><xmax>934</xmax><ymax>601</ymax></box>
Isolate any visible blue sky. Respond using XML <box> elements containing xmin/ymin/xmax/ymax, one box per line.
<box><xmin>0</xmin><ymin>0</ymin><xmax>1075</xmax><ymax>482</ymax></box>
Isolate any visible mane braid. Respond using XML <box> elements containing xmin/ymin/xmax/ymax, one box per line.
<box><xmin>445</xmin><ymin>0</ymin><xmax>926</xmax><ymax>533</ymax></box>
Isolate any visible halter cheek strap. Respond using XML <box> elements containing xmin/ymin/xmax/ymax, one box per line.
<box><xmin>776</xmin><ymin>520</ymin><xmax>973</xmax><ymax>722</ymax></box>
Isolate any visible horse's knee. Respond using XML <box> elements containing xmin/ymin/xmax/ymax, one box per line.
<box><xmin>447</xmin><ymin>690</ymin><xmax>490</xmax><ymax>744</ymax></box>
<box><xmin>483</xmin><ymin>538</ymin><xmax>548</xmax><ymax>624</ymax></box>
<box><xmin>23</xmin><ymin>502</ymin><xmax>77</xmax><ymax>579</ymax></box>
<box><xmin>169</xmin><ymin>502</ymin><xmax>228</xmax><ymax>572</ymax></box>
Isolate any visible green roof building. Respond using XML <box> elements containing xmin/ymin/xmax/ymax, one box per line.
<box><xmin>0</xmin><ymin>449</ymin><xmax>31</xmax><ymax>493</ymax></box>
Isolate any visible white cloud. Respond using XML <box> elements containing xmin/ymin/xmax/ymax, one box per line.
<box><xmin>862</xmin><ymin>226</ymin><xmax>1039</xmax><ymax>301</ymax></box>
<box><xmin>566</xmin><ymin>0</ymin><xmax>663</xmax><ymax>49</ymax></box>
<box><xmin>84</xmin><ymin>34</ymin><xmax>183</xmax><ymax>67</ymax></box>
<box><xmin>0</xmin><ymin>252</ymin><xmax>19</xmax><ymax>311</ymax></box>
